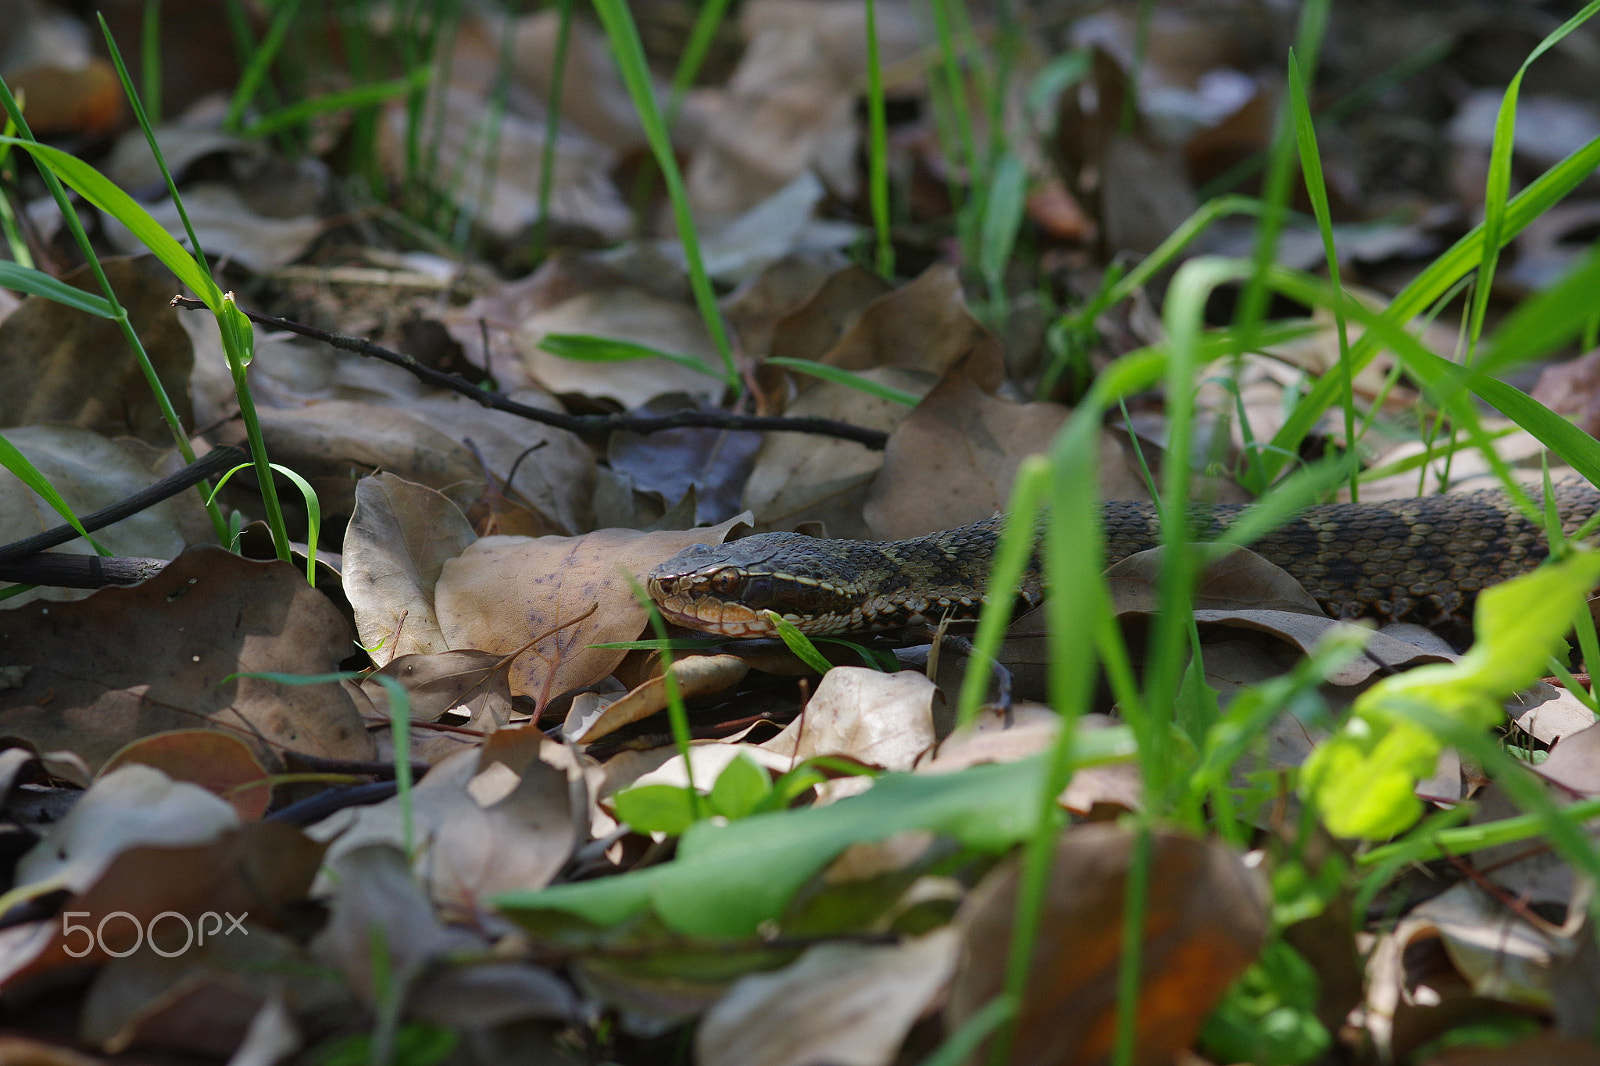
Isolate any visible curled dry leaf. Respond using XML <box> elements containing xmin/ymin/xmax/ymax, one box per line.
<box><xmin>309</xmin><ymin>727</ymin><xmax>582</xmax><ymax>910</ymax></box>
<box><xmin>0</xmin><ymin>546</ymin><xmax>374</xmax><ymax>770</ymax></box>
<box><xmin>946</xmin><ymin>824</ymin><xmax>1268</xmax><ymax>1066</ymax></box>
<box><xmin>0</xmin><ymin>257</ymin><xmax>194</xmax><ymax>446</ymax></box>
<box><xmin>79</xmin><ymin>929</ymin><xmax>330</xmax><ymax>1058</ymax></box>
<box><xmin>573</xmin><ymin>653</ymin><xmax>751</xmax><ymax>744</ymax></box>
<box><xmin>1368</xmin><ymin>881</ymin><xmax>1590</xmax><ymax>1060</ymax></box>
<box><xmin>696</xmin><ymin>929</ymin><xmax>960</xmax><ymax>1066</ymax></box>
<box><xmin>363</xmin><ymin>649</ymin><xmax>516</xmax><ymax>729</ymax></box>
<box><xmin>810</xmin><ymin>265</ymin><xmax>1004</xmax><ymax>387</ymax></box>
<box><xmin>100</xmin><ymin>730</ymin><xmax>272</xmax><ymax>822</ymax></box>
<box><xmin>434</xmin><ymin>515</ymin><xmax>749</xmax><ymax>708</ymax></box>
<box><xmin>13</xmin><ymin>765</ymin><xmax>239</xmax><ymax>899</ymax></box>
<box><xmin>405</xmin><ymin>389</ymin><xmax>598</xmax><ymax>536</ymax></box>
<box><xmin>765</xmin><ymin>264</ymin><xmax>894</xmax><ymax>369</ymax></box>
<box><xmin>344</xmin><ymin>473</ymin><xmax>480</xmax><ymax>664</ymax></box>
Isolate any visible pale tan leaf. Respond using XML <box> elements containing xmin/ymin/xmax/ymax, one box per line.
<box><xmin>435</xmin><ymin>516</ymin><xmax>748</xmax><ymax>707</ymax></box>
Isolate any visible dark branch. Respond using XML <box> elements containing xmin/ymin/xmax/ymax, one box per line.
<box><xmin>172</xmin><ymin>297</ymin><xmax>891</xmax><ymax>449</ymax></box>
<box><xmin>0</xmin><ymin>553</ymin><xmax>169</xmax><ymax>588</ymax></box>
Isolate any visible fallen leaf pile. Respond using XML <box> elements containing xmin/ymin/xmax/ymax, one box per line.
<box><xmin>3</xmin><ymin>1</ymin><xmax>1600</xmax><ymax>1064</ymax></box>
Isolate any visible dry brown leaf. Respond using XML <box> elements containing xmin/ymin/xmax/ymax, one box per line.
<box><xmin>344</xmin><ymin>473</ymin><xmax>481</xmax><ymax>664</ymax></box>
<box><xmin>683</xmin><ymin>0</ymin><xmax>926</xmax><ymax>221</ymax></box>
<box><xmin>78</xmin><ymin>927</ymin><xmax>333</xmax><ymax>1057</ymax></box>
<box><xmin>0</xmin><ymin>792</ymin><xmax>322</xmax><ymax>986</ymax></box>
<box><xmin>404</xmin><ymin>390</ymin><xmax>597</xmax><ymax>536</ymax></box>
<box><xmin>363</xmin><ymin>649</ymin><xmax>515</xmax><ymax>731</ymax></box>
<box><xmin>309</xmin><ymin>727</ymin><xmax>582</xmax><ymax>909</ymax></box>
<box><xmin>765</xmin><ymin>264</ymin><xmax>894</xmax><ymax>369</ymax></box>
<box><xmin>762</xmin><ymin>668</ymin><xmax>940</xmax><ymax>773</ymax></box>
<box><xmin>947</xmin><ymin>824</ymin><xmax>1268</xmax><ymax>1066</ymax></box>
<box><xmin>0</xmin><ymin>546</ymin><xmax>375</xmax><ymax>770</ymax></box>
<box><xmin>866</xmin><ymin>369</ymin><xmax>1143</xmax><ymax>538</ymax></box>
<box><xmin>742</xmin><ymin>373</ymin><xmax>921</xmax><ymax>536</ymax></box>
<box><xmin>309</xmin><ymin>844</ymin><xmax>481</xmax><ymax>1006</ymax></box>
<box><xmin>813</xmin><ymin>265</ymin><xmax>1004</xmax><ymax>387</ymax></box>
<box><xmin>254</xmin><ymin>402</ymin><xmax>487</xmax><ymax>519</ymax></box>
<box><xmin>1369</xmin><ymin>882</ymin><xmax>1588</xmax><ymax>1060</ymax></box>
<box><xmin>100</xmin><ymin>731</ymin><xmax>272</xmax><ymax>822</ymax></box>
<box><xmin>696</xmin><ymin>929</ymin><xmax>960</xmax><ymax>1066</ymax></box>
<box><xmin>1509</xmin><ymin>683</ymin><xmax>1595</xmax><ymax>746</ymax></box>
<box><xmin>435</xmin><ymin>515</ymin><xmax>748</xmax><ymax>707</ymax></box>
<box><xmin>0</xmin><ymin>257</ymin><xmax>193</xmax><ymax>445</ymax></box>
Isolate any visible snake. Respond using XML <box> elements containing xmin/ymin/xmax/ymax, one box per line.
<box><xmin>646</xmin><ymin>481</ymin><xmax>1600</xmax><ymax>637</ymax></box>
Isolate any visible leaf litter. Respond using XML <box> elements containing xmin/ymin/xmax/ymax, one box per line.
<box><xmin>2</xmin><ymin>0</ymin><xmax>1600</xmax><ymax>1063</ymax></box>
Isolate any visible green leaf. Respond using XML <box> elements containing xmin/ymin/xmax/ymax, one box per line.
<box><xmin>708</xmin><ymin>753</ymin><xmax>772</xmax><ymax>821</ymax></box>
<box><xmin>763</xmin><ymin>357</ymin><xmax>922</xmax><ymax>407</ymax></box>
<box><xmin>537</xmin><ymin>332</ymin><xmax>723</xmax><ymax>380</ymax></box>
<box><xmin>1304</xmin><ymin>551</ymin><xmax>1600</xmax><ymax>839</ymax></box>
<box><xmin>763</xmin><ymin>610</ymin><xmax>835</xmax><ymax>674</ymax></box>
<box><xmin>612</xmin><ymin>783</ymin><xmax>700</xmax><ymax>836</ymax></box>
<box><xmin>498</xmin><ymin>730</ymin><xmax>1134</xmax><ymax>938</ymax></box>
<box><xmin>0</xmin><ymin>262</ymin><xmax>117</xmax><ymax>317</ymax></box>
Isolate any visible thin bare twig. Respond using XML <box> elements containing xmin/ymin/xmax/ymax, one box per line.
<box><xmin>172</xmin><ymin>297</ymin><xmax>891</xmax><ymax>449</ymax></box>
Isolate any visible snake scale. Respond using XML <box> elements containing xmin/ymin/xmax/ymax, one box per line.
<box><xmin>646</xmin><ymin>482</ymin><xmax>1600</xmax><ymax>637</ymax></box>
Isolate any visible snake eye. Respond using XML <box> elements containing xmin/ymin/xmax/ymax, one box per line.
<box><xmin>708</xmin><ymin>568</ymin><xmax>744</xmax><ymax>596</ymax></box>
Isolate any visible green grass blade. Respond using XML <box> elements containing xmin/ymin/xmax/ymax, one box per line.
<box><xmin>0</xmin><ymin>138</ymin><xmax>221</xmax><ymax>307</ymax></box>
<box><xmin>589</xmin><ymin>0</ymin><xmax>738</xmax><ymax>389</ymax></box>
<box><xmin>1464</xmin><ymin>1</ymin><xmax>1600</xmax><ymax>368</ymax></box>
<box><xmin>224</xmin><ymin>0</ymin><xmax>303</xmax><ymax>132</ymax></box>
<box><xmin>665</xmin><ymin>0</ymin><xmax>735</xmax><ymax>124</ymax></box>
<box><xmin>243</xmin><ymin>69</ymin><xmax>429</xmax><ymax>139</ymax></box>
<box><xmin>0</xmin><ymin>432</ymin><xmax>110</xmax><ymax>557</ymax></box>
<box><xmin>1261</xmin><ymin>130</ymin><xmax>1600</xmax><ymax>481</ymax></box>
<box><xmin>538</xmin><ymin>332</ymin><xmax>725</xmax><ymax>380</ymax></box>
<box><xmin>0</xmin><ymin>262</ymin><xmax>116</xmax><ymax>317</ymax></box>
<box><xmin>763</xmin><ymin>357</ymin><xmax>921</xmax><ymax>407</ymax></box>
<box><xmin>763</xmin><ymin>612</ymin><xmax>835</xmax><ymax>675</ymax></box>
<box><xmin>978</xmin><ymin>152</ymin><xmax>1027</xmax><ymax>314</ymax></box>
<box><xmin>1288</xmin><ymin>51</ymin><xmax>1356</xmax><ymax>498</ymax></box>
<box><xmin>863</xmin><ymin>0</ymin><xmax>893</xmax><ymax>277</ymax></box>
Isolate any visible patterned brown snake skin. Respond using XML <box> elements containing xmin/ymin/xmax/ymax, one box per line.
<box><xmin>646</xmin><ymin>482</ymin><xmax>1600</xmax><ymax>637</ymax></box>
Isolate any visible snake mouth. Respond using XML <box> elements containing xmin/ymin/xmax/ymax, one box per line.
<box><xmin>646</xmin><ymin>576</ymin><xmax>782</xmax><ymax>637</ymax></box>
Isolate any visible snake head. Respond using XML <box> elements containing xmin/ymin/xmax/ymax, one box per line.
<box><xmin>646</xmin><ymin>533</ymin><xmax>855</xmax><ymax>637</ymax></box>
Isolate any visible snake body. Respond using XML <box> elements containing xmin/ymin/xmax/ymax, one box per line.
<box><xmin>646</xmin><ymin>482</ymin><xmax>1600</xmax><ymax>637</ymax></box>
